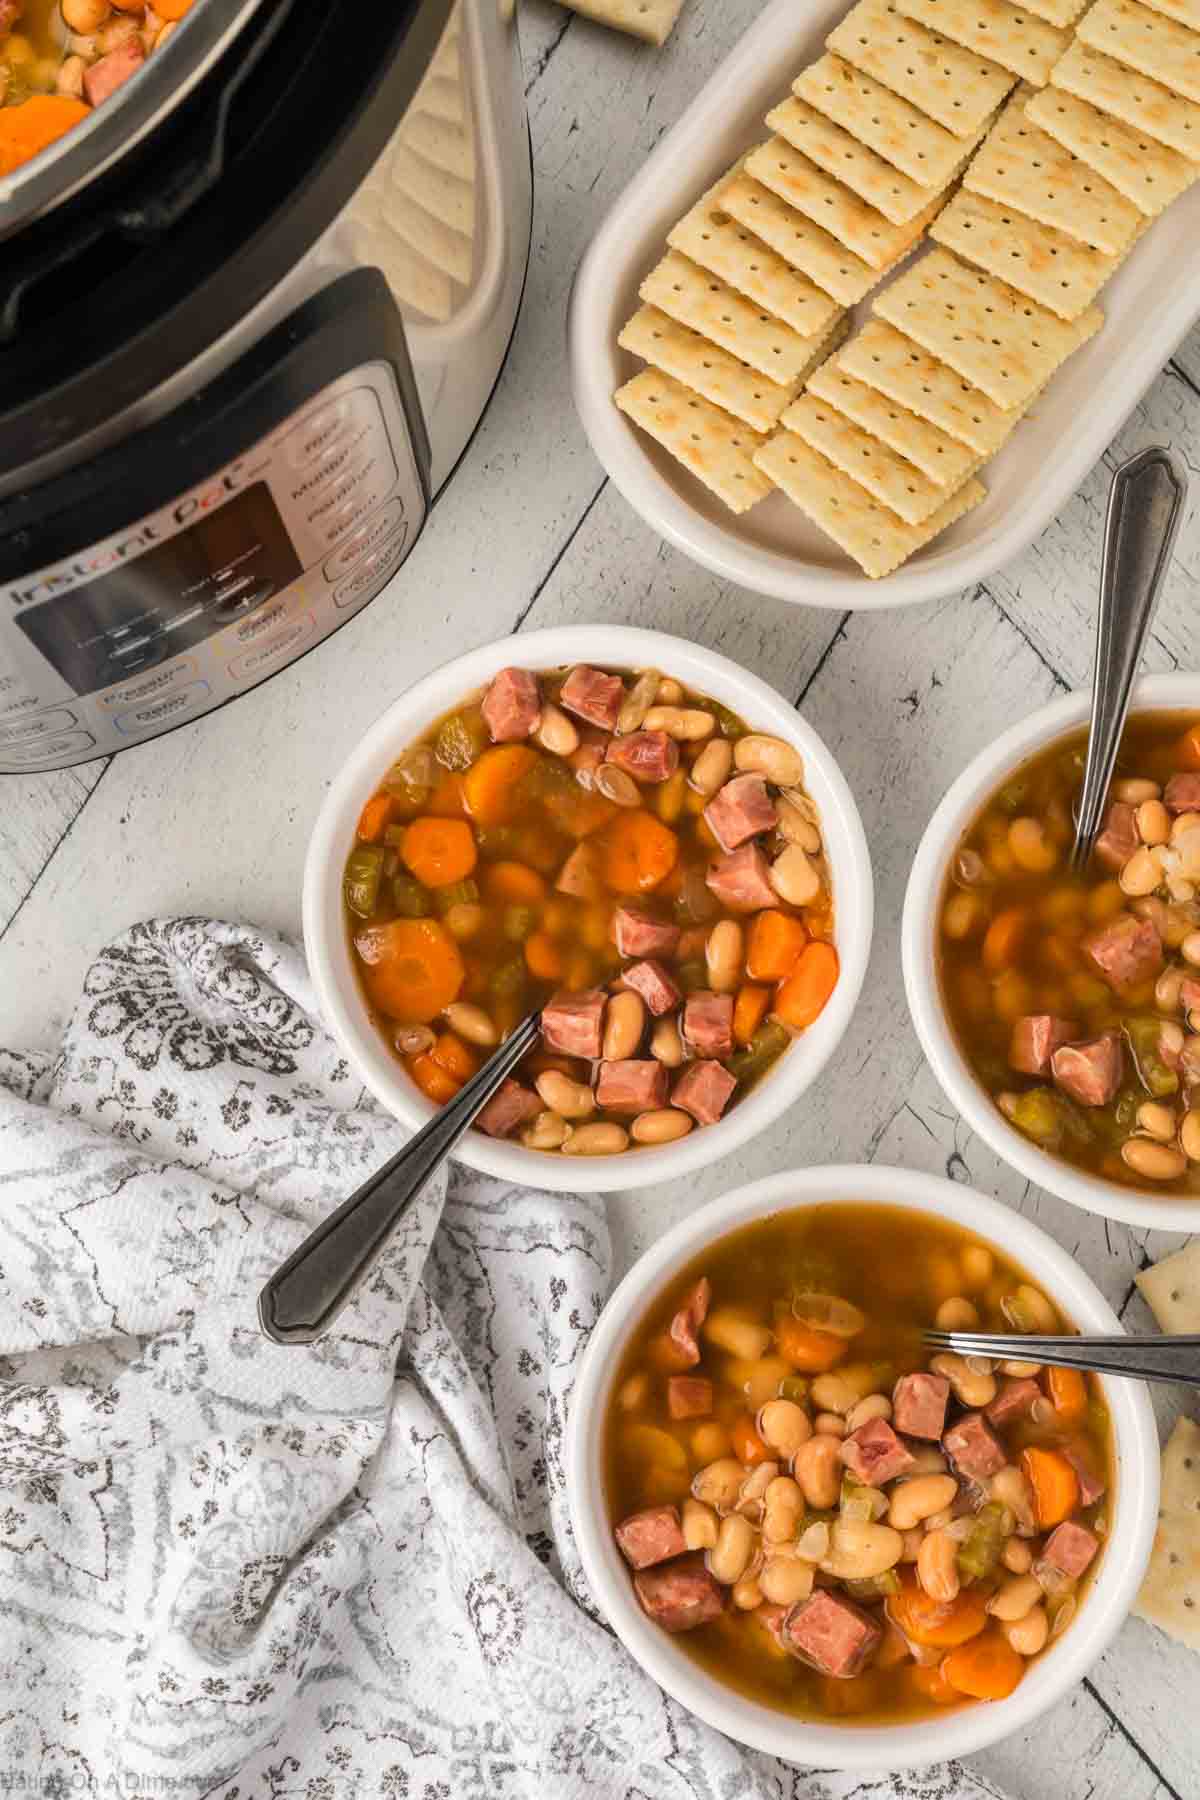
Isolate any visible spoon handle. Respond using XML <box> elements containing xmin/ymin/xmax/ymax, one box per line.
<box><xmin>1071</xmin><ymin>445</ymin><xmax>1188</xmax><ymax>871</ymax></box>
<box><xmin>925</xmin><ymin>1329</ymin><xmax>1200</xmax><ymax>1388</ymax></box>
<box><xmin>258</xmin><ymin>1011</ymin><xmax>542</xmax><ymax>1345</ymax></box>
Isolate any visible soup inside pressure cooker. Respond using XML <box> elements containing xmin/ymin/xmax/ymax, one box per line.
<box><xmin>604</xmin><ymin>1205</ymin><xmax>1111</xmax><ymax>1723</ymax></box>
<box><xmin>0</xmin><ymin>0</ymin><xmax>192</xmax><ymax>176</ymax></box>
<box><xmin>342</xmin><ymin>662</ymin><xmax>840</xmax><ymax>1156</ymax></box>
<box><xmin>939</xmin><ymin>713</ymin><xmax>1200</xmax><ymax>1195</ymax></box>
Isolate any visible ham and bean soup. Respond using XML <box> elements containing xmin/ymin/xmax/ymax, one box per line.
<box><xmin>605</xmin><ymin>1206</ymin><xmax>1111</xmax><ymax>1723</ymax></box>
<box><xmin>343</xmin><ymin>664</ymin><xmax>839</xmax><ymax>1154</ymax></box>
<box><xmin>941</xmin><ymin>714</ymin><xmax>1200</xmax><ymax>1194</ymax></box>
<box><xmin>0</xmin><ymin>0</ymin><xmax>191</xmax><ymax>177</ymax></box>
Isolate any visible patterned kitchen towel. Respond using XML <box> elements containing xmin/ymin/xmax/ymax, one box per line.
<box><xmin>0</xmin><ymin>918</ymin><xmax>1004</xmax><ymax>1800</ymax></box>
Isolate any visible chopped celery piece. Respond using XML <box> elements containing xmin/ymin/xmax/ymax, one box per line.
<box><xmin>383</xmin><ymin>823</ymin><xmax>408</xmax><ymax>848</ymax></box>
<box><xmin>710</xmin><ymin>702</ymin><xmax>744</xmax><ymax>741</ymax></box>
<box><xmin>844</xmin><ymin>1570</ymin><xmax>900</xmax><ymax>1601</ymax></box>
<box><xmin>344</xmin><ymin>846</ymin><xmax>385</xmax><ymax>918</ymax></box>
<box><xmin>1008</xmin><ymin>1086</ymin><xmax>1092</xmax><ymax>1151</ymax></box>
<box><xmin>840</xmin><ymin>1475</ymin><xmax>886</xmax><ymax>1522</ymax></box>
<box><xmin>435</xmin><ymin>712</ymin><xmax>487</xmax><ymax>771</ymax></box>
<box><xmin>674</xmin><ymin>870</ymin><xmax>718</xmax><ymax>926</ymax></box>
<box><xmin>677</xmin><ymin>960</ymin><xmax>708</xmax><ymax>994</ymax></box>
<box><xmin>434</xmin><ymin>879</ymin><xmax>480</xmax><ymax>912</ymax></box>
<box><xmin>490</xmin><ymin>958</ymin><xmax>527</xmax><ymax>1000</ymax></box>
<box><xmin>996</xmin><ymin>776</ymin><xmax>1031</xmax><ymax>816</ymax></box>
<box><xmin>778</xmin><ymin>1375</ymin><xmax>809</xmax><ymax>1404</ymax></box>
<box><xmin>393</xmin><ymin>874</ymin><xmax>431</xmax><ymax>918</ymax></box>
<box><xmin>728</xmin><ymin>1021</ymin><xmax>790</xmax><ymax>1086</ymax></box>
<box><xmin>1125</xmin><ymin>1016</ymin><xmax>1179</xmax><ymax>1098</ymax></box>
<box><xmin>957</xmin><ymin>1501</ymin><xmax>1013</xmax><ymax>1582</ymax></box>
<box><xmin>503</xmin><ymin>904</ymin><xmax>537</xmax><ymax>942</ymax></box>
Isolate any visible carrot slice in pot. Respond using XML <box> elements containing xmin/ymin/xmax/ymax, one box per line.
<box><xmin>942</xmin><ymin>1628</ymin><xmax>1025</xmax><ymax>1700</ymax></box>
<box><xmin>1020</xmin><ymin>1446</ymin><xmax>1079</xmax><ymax>1529</ymax></box>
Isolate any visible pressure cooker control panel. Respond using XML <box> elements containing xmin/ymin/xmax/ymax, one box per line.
<box><xmin>0</xmin><ymin>271</ymin><xmax>429</xmax><ymax>766</ymax></box>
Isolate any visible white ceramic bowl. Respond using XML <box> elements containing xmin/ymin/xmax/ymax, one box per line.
<box><xmin>566</xmin><ymin>1163</ymin><xmax>1159</xmax><ymax>1771</ymax></box>
<box><xmin>904</xmin><ymin>672</ymin><xmax>1200</xmax><ymax>1233</ymax></box>
<box><xmin>303</xmin><ymin>625</ymin><xmax>873</xmax><ymax>1192</ymax></box>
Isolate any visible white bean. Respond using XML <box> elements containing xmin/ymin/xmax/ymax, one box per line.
<box><xmin>1181</xmin><ymin>1109</ymin><xmax>1200</xmax><ymax>1163</ymax></box>
<box><xmin>821</xmin><ymin>1519</ymin><xmax>904</xmax><ymax>1580</ymax></box>
<box><xmin>561</xmin><ymin>1122</ymin><xmax>628</xmax><ymax>1156</ymax></box>
<box><xmin>760</xmin><ymin>1553</ymin><xmax>815</xmax><ymax>1606</ymax></box>
<box><xmin>793</xmin><ymin>1435</ymin><xmax>841</xmax><ymax>1508</ymax></box>
<box><xmin>935</xmin><ymin>1296</ymin><xmax>981</xmax><ymax>1332</ymax></box>
<box><xmin>682</xmin><ymin>1496</ymin><xmax>719</xmax><ymax>1551</ymax></box>
<box><xmin>1122</xmin><ymin>1137</ymin><xmax>1188</xmax><ymax>1181</ymax></box>
<box><xmin>62</xmin><ymin>0</ymin><xmax>109</xmax><ymax>28</ymax></box>
<box><xmin>1119</xmin><ymin>845</ymin><xmax>1164</xmax><ymax>896</ymax></box>
<box><xmin>643</xmin><ymin>706</ymin><xmax>714</xmax><ymax>741</ymax></box>
<box><xmin>732</xmin><ymin>1574</ymin><xmax>763</xmax><ymax>1610</ymax></box>
<box><xmin>845</xmin><ymin>1394</ymin><xmax>891</xmax><ymax>1433</ymax></box>
<box><xmin>1003</xmin><ymin>1605</ymin><xmax>1049</xmax><ymax>1656</ymax></box>
<box><xmin>650</xmin><ymin>1016</ymin><xmax>685</xmax><ymax>1067</ymax></box>
<box><xmin>706</xmin><ymin>919</ymin><xmax>744</xmax><ymax>994</ymax></box>
<box><xmin>988</xmin><ymin>1572</ymin><xmax>1044</xmax><ymax>1621</ymax></box>
<box><xmin>656</xmin><ymin>677</ymin><xmax>684</xmax><ymax>705</ymax></box>
<box><xmin>735</xmin><ymin>1460</ymin><xmax>780</xmax><ymax>1520</ymax></box>
<box><xmin>617</xmin><ymin>670</ymin><xmax>660</xmax><ymax>736</ymax></box>
<box><xmin>775</xmin><ymin>790</ymin><xmax>822</xmax><ymax>853</ymax></box>
<box><xmin>521</xmin><ymin>1110</ymin><xmax>570</xmax><ymax>1151</ymax></box>
<box><xmin>630</xmin><ymin>1108</ymin><xmax>692</xmax><ymax>1144</ymax></box>
<box><xmin>444</xmin><ymin>1001</ymin><xmax>499</xmax><ymax>1047</ymax></box>
<box><xmin>596</xmin><ymin>765</ymin><xmax>641</xmax><ymax>807</ymax></box>
<box><xmin>689</xmin><ymin>738</ymin><xmax>733</xmax><ymax>797</ymax></box>
<box><xmin>917</xmin><ymin>1529</ymin><xmax>961</xmax><ymax>1603</ymax></box>
<box><xmin>814</xmin><ymin>1412</ymin><xmax>846</xmax><ymax>1437</ymax></box>
<box><xmin>734</xmin><ymin>734</ymin><xmax>804</xmax><ymax>788</ymax></box>
<box><xmin>887</xmin><ymin>1474</ymin><xmax>958</xmax><ymax>1532</ymax></box>
<box><xmin>603</xmin><ymin>990</ymin><xmax>646</xmax><ymax>1061</ymax></box>
<box><xmin>691</xmin><ymin>1458</ymin><xmax>744</xmax><ymax>1512</ymax></box>
<box><xmin>930</xmin><ymin>1350</ymin><xmax>996</xmax><ymax>1408</ymax></box>
<box><xmin>56</xmin><ymin>52</ymin><xmax>87</xmax><ymax>94</ymax></box>
<box><xmin>704</xmin><ymin>1308</ymin><xmax>770</xmax><ymax>1360</ymax></box>
<box><xmin>990</xmin><ymin>1464</ymin><xmax>1037</xmax><ymax>1536</ymax></box>
<box><xmin>1113</xmin><ymin>777</ymin><xmax>1160</xmax><ymax>804</ymax></box>
<box><xmin>535</xmin><ymin>1070</ymin><xmax>595</xmax><ymax>1119</ymax></box>
<box><xmin>811</xmin><ymin>1365</ymin><xmax>876</xmax><ymax>1414</ymax></box>
<box><xmin>1002</xmin><ymin>1536</ymin><xmax>1034</xmax><ymax>1574</ymax></box>
<box><xmin>534</xmin><ymin>702</ymin><xmax>578</xmax><ymax>756</ymax></box>
<box><xmin>1136</xmin><ymin>1100</ymin><xmax>1178</xmax><ymax>1141</ymax></box>
<box><xmin>762</xmin><ymin>1475</ymin><xmax>806</xmax><ymax>1543</ymax></box>
<box><xmin>757</xmin><ymin>1399</ymin><xmax>812</xmax><ymax>1459</ymax></box>
<box><xmin>769</xmin><ymin>845</ymin><xmax>821</xmax><ymax>907</ymax></box>
<box><xmin>1137</xmin><ymin>799</ymin><xmax>1172</xmax><ymax>846</ymax></box>
<box><xmin>707</xmin><ymin>1513</ymin><xmax>757</xmax><ymax>1585</ymax></box>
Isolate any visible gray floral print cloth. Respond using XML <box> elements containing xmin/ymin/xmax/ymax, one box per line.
<box><xmin>0</xmin><ymin>919</ymin><xmax>1006</xmax><ymax>1800</ymax></box>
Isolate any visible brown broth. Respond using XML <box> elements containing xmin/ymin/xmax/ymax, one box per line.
<box><xmin>939</xmin><ymin>711</ymin><xmax>1200</xmax><ymax>1195</ymax></box>
<box><xmin>603</xmin><ymin>1204</ymin><xmax>1112</xmax><ymax>1724</ymax></box>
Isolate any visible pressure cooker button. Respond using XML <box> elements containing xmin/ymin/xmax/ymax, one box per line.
<box><xmin>97</xmin><ymin>658</ymin><xmax>197</xmax><ymax>711</ymax></box>
<box><xmin>323</xmin><ymin>499</ymin><xmax>405</xmax><ymax>581</ymax></box>
<box><xmin>230</xmin><ymin>613</ymin><xmax>316</xmax><ymax>683</ymax></box>
<box><xmin>282</xmin><ymin>397</ymin><xmax>356</xmax><ymax>471</ymax></box>
<box><xmin>114</xmin><ymin>680</ymin><xmax>211</xmax><ymax>736</ymax></box>
<box><xmin>231</xmin><ymin>599</ymin><xmax>290</xmax><ymax>646</ymax></box>
<box><xmin>334</xmin><ymin>524</ymin><xmax>409</xmax><ymax>610</ymax></box>
<box><xmin>0</xmin><ymin>729</ymin><xmax>96</xmax><ymax>765</ymax></box>
<box><xmin>0</xmin><ymin>707</ymin><xmax>79</xmax><ymax>746</ymax></box>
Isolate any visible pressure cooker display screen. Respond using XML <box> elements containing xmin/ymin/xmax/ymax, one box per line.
<box><xmin>15</xmin><ymin>483</ymin><xmax>302</xmax><ymax>695</ymax></box>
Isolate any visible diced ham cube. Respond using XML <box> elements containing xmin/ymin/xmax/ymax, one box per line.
<box><xmin>839</xmin><ymin>1416</ymin><xmax>916</xmax><ymax>1487</ymax></box>
<box><xmin>1009</xmin><ymin>1014</ymin><xmax>1081</xmax><ymax>1077</ymax></box>
<box><xmin>622</xmin><ymin>959</ymin><xmax>682</xmax><ymax>1016</ymax></box>
<box><xmin>704</xmin><ymin>775</ymin><xmax>777</xmax><ymax>852</ymax></box>
<box><xmin>1094</xmin><ymin>801</ymin><xmax>1139</xmax><ymax>872</ymax></box>
<box><xmin>613</xmin><ymin>905</ymin><xmax>680</xmax><ymax>960</ymax></box>
<box><xmin>614</xmin><ymin>1504</ymin><xmax>688</xmax><ymax>1570</ymax></box>
<box><xmin>476</xmin><ymin>1078</ymin><xmax>541</xmax><ymax>1139</ymax></box>
<box><xmin>892</xmin><ymin>1371</ymin><xmax>950</xmax><ymax>1441</ymax></box>
<box><xmin>668</xmin><ymin>1276</ymin><xmax>711</xmax><ymax>1365</ymax></box>
<box><xmin>1165</xmin><ymin>773</ymin><xmax>1200</xmax><ymax>814</ymax></box>
<box><xmin>1062</xmin><ymin>1439</ymin><xmax>1107</xmax><ymax>1507</ymax></box>
<box><xmin>1084</xmin><ymin>914</ymin><xmax>1163</xmax><ymax>991</ymax></box>
<box><xmin>541</xmin><ymin>989</ymin><xmax>607</xmax><ymax>1058</ymax></box>
<box><xmin>633</xmin><ymin>1553</ymin><xmax>725</xmax><ymax>1632</ymax></box>
<box><xmin>672</xmin><ymin>1061</ymin><xmax>737</xmax><ymax>1126</ymax></box>
<box><xmin>782</xmin><ymin>1590</ymin><xmax>882</xmax><ymax>1677</ymax></box>
<box><xmin>1043</xmin><ymin>1520</ymin><xmax>1100</xmax><ymax>1579</ymax></box>
<box><xmin>683</xmin><ymin>991</ymin><xmax>734</xmax><ymax>1058</ymax></box>
<box><xmin>985</xmin><ymin>1377</ymin><xmax>1042</xmax><ymax>1428</ymax></box>
<box><xmin>1051</xmin><ymin>1033</ymin><xmax>1123</xmax><ymax>1106</ymax></box>
<box><xmin>84</xmin><ymin>36</ymin><xmax>145</xmax><ymax>106</ymax></box>
<box><xmin>667</xmin><ymin>1375</ymin><xmax>714</xmax><ymax>1419</ymax></box>
<box><xmin>560</xmin><ymin>665</ymin><xmax>624</xmax><ymax>731</ymax></box>
<box><xmin>943</xmin><ymin>1410</ymin><xmax>1006</xmax><ymax>1481</ymax></box>
<box><xmin>596</xmin><ymin>1059</ymin><xmax>669</xmax><ymax>1114</ymax></box>
<box><xmin>706</xmin><ymin>843</ymin><xmax>776</xmax><ymax>912</ymax></box>
<box><xmin>556</xmin><ymin>842</ymin><xmax>602</xmax><ymax>899</ymax></box>
<box><xmin>606</xmin><ymin>731</ymin><xmax>679</xmax><ymax>784</ymax></box>
<box><xmin>481</xmin><ymin>667</ymin><xmax>540</xmax><ymax>742</ymax></box>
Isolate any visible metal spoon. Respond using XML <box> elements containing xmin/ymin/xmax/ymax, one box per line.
<box><xmin>1069</xmin><ymin>445</ymin><xmax>1188</xmax><ymax>872</ymax></box>
<box><xmin>925</xmin><ymin>1327</ymin><xmax>1200</xmax><ymax>1390</ymax></box>
<box><xmin>258</xmin><ymin>1010</ymin><xmax>542</xmax><ymax>1345</ymax></box>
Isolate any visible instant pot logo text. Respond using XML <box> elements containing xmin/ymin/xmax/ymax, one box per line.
<box><xmin>9</xmin><ymin>457</ymin><xmax>271</xmax><ymax>607</ymax></box>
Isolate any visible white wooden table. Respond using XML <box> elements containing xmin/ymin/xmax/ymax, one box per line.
<box><xmin>2</xmin><ymin>4</ymin><xmax>1199</xmax><ymax>1793</ymax></box>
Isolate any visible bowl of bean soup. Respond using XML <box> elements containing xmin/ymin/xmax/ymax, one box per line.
<box><xmin>905</xmin><ymin>676</ymin><xmax>1200</xmax><ymax>1231</ymax></box>
<box><xmin>303</xmin><ymin>626</ymin><xmax>872</xmax><ymax>1191</ymax></box>
<box><xmin>566</xmin><ymin>1165</ymin><xmax>1157</xmax><ymax>1769</ymax></box>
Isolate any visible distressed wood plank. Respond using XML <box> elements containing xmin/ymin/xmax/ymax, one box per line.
<box><xmin>0</xmin><ymin>763</ymin><xmax>105</xmax><ymax>941</ymax></box>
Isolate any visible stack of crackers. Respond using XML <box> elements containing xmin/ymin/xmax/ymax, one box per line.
<box><xmin>345</xmin><ymin>7</ymin><xmax>477</xmax><ymax>324</ymax></box>
<box><xmin>614</xmin><ymin>0</ymin><xmax>1200</xmax><ymax>578</ymax></box>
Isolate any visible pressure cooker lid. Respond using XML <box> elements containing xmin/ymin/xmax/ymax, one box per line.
<box><xmin>0</xmin><ymin>0</ymin><xmax>453</xmax><ymax>481</ymax></box>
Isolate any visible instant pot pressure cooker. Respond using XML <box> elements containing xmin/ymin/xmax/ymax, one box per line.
<box><xmin>0</xmin><ymin>0</ymin><xmax>531</xmax><ymax>772</ymax></box>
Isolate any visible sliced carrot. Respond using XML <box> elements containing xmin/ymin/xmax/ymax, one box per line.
<box><xmin>942</xmin><ymin>1628</ymin><xmax>1025</xmax><ymax>1701</ymax></box>
<box><xmin>155</xmin><ymin>0</ymin><xmax>196</xmax><ymax>16</ymax></box>
<box><xmin>601</xmin><ymin>811</ymin><xmax>679</xmax><ymax>895</ymax></box>
<box><xmin>1174</xmin><ymin>723</ymin><xmax>1200</xmax><ymax>771</ymax></box>
<box><xmin>462</xmin><ymin>744</ymin><xmax>539</xmax><ymax>827</ymax></box>
<box><xmin>354</xmin><ymin>918</ymin><xmax>465</xmax><ymax>1023</ymax></box>
<box><xmin>981</xmin><ymin>906</ymin><xmax>1030</xmax><ymax>974</ymax></box>
<box><xmin>428</xmin><ymin>1031</ymin><xmax>479</xmax><ymax>1084</ymax></box>
<box><xmin>745</xmin><ymin>909</ymin><xmax>808</xmax><ymax>982</ymax></box>
<box><xmin>356</xmin><ymin>792</ymin><xmax>395</xmax><ymax>843</ymax></box>
<box><xmin>733</xmin><ymin>984</ymin><xmax>771</xmax><ymax>1047</ymax></box>
<box><xmin>1021</xmin><ymin>1446</ymin><xmax>1079</xmax><ymax>1529</ymax></box>
<box><xmin>482</xmin><ymin>860</ymin><xmax>547</xmax><ymax>905</ymax></box>
<box><xmin>401</xmin><ymin>817</ymin><xmax>477</xmax><ymax>887</ymax></box>
<box><xmin>906</xmin><ymin>1661</ymin><xmax>961</xmax><ymax>1707</ymax></box>
<box><xmin>774</xmin><ymin>1317</ymin><xmax>847</xmax><ymax>1372</ymax></box>
<box><xmin>1046</xmin><ymin>1366</ymin><xmax>1087</xmax><ymax>1426</ymax></box>
<box><xmin>0</xmin><ymin>97</ymin><xmax>90</xmax><ymax>178</ymax></box>
<box><xmin>886</xmin><ymin>1572</ymin><xmax>989</xmax><ymax>1650</ymax></box>
<box><xmin>730</xmin><ymin>1413</ymin><xmax>770</xmax><ymax>1466</ymax></box>
<box><xmin>525</xmin><ymin>931</ymin><xmax>564</xmax><ymax>981</ymax></box>
<box><xmin>407</xmin><ymin>1052</ymin><xmax>461</xmax><ymax>1105</ymax></box>
<box><xmin>428</xmin><ymin>771</ymin><xmax>467</xmax><ymax>817</ymax></box>
<box><xmin>774</xmin><ymin>941</ymin><xmax>839</xmax><ymax>1031</ymax></box>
